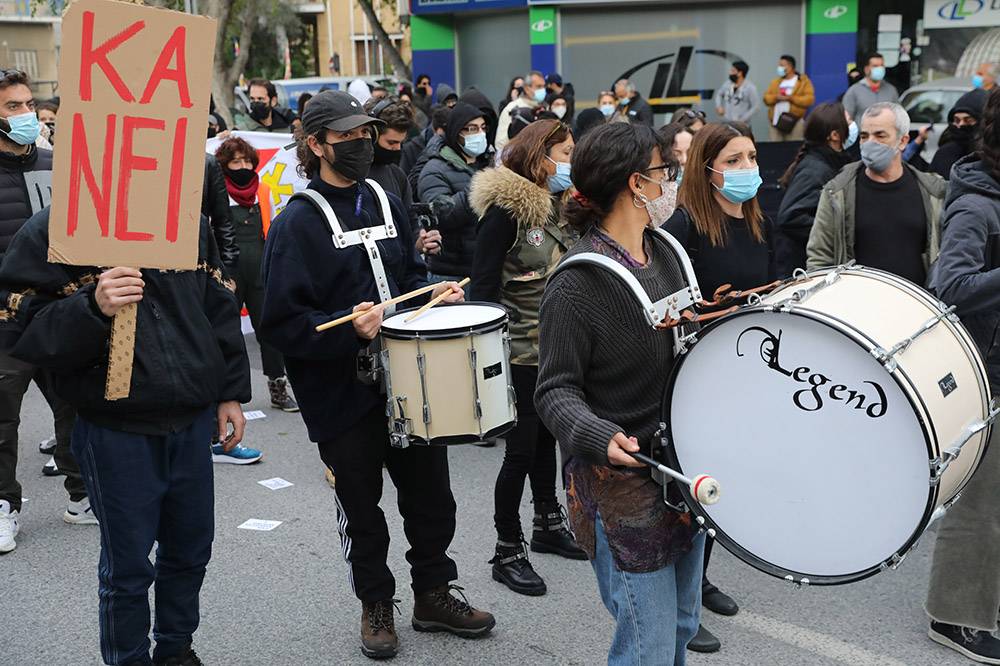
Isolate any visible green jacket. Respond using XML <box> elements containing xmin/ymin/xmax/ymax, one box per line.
<box><xmin>469</xmin><ymin>166</ymin><xmax>574</xmax><ymax>365</ymax></box>
<box><xmin>806</xmin><ymin>161</ymin><xmax>948</xmax><ymax>271</ymax></box>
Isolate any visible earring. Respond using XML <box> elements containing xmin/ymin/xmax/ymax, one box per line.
<box><xmin>632</xmin><ymin>192</ymin><xmax>649</xmax><ymax>209</ymax></box>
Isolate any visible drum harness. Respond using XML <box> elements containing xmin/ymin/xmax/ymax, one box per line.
<box><xmin>291</xmin><ymin>180</ymin><xmax>398</xmax><ymax>386</ymax></box>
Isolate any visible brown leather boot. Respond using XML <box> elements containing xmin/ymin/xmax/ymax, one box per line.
<box><xmin>361</xmin><ymin>599</ymin><xmax>399</xmax><ymax>659</ymax></box>
<box><xmin>411</xmin><ymin>584</ymin><xmax>496</xmax><ymax>638</ymax></box>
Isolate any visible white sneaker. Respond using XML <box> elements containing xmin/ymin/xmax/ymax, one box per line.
<box><xmin>64</xmin><ymin>497</ymin><xmax>98</xmax><ymax>525</ymax></box>
<box><xmin>0</xmin><ymin>499</ymin><xmax>20</xmax><ymax>553</ymax></box>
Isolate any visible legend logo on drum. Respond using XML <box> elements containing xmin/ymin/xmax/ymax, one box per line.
<box><xmin>736</xmin><ymin>326</ymin><xmax>888</xmax><ymax>418</ymax></box>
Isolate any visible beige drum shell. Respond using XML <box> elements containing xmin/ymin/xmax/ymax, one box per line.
<box><xmin>382</xmin><ymin>310</ymin><xmax>516</xmax><ymax>445</ymax></box>
<box><xmin>766</xmin><ymin>267</ymin><xmax>991</xmax><ymax>504</ymax></box>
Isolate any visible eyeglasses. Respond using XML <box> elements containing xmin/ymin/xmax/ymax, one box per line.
<box><xmin>682</xmin><ymin>109</ymin><xmax>706</xmax><ymax>120</ymax></box>
<box><xmin>543</xmin><ymin>120</ymin><xmax>569</xmax><ymax>143</ymax></box>
<box><xmin>460</xmin><ymin>123</ymin><xmax>487</xmax><ymax>136</ymax></box>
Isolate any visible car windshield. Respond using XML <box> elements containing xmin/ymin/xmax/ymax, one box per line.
<box><xmin>901</xmin><ymin>90</ymin><xmax>967</xmax><ymax>125</ymax></box>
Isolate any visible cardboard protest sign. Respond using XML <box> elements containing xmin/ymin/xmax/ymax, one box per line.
<box><xmin>49</xmin><ymin>0</ymin><xmax>216</xmax><ymax>271</ymax></box>
<box><xmin>49</xmin><ymin>0</ymin><xmax>216</xmax><ymax>399</ymax></box>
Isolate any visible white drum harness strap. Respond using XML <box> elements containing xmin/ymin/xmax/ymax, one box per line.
<box><xmin>291</xmin><ymin>179</ymin><xmax>399</xmax><ymax>313</ymax></box>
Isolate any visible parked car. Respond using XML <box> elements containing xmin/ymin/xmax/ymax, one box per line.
<box><xmin>899</xmin><ymin>77</ymin><xmax>972</xmax><ymax>161</ymax></box>
<box><xmin>233</xmin><ymin>76</ymin><xmax>401</xmax><ymax>116</ymax></box>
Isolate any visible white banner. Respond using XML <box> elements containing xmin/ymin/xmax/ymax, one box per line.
<box><xmin>206</xmin><ymin>131</ymin><xmax>307</xmax><ymax>232</ymax></box>
<box><xmin>924</xmin><ymin>0</ymin><xmax>1000</xmax><ymax>29</ymax></box>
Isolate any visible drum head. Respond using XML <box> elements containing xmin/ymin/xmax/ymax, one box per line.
<box><xmin>665</xmin><ymin>309</ymin><xmax>932</xmax><ymax>584</ymax></box>
<box><xmin>382</xmin><ymin>303</ymin><xmax>507</xmax><ymax>339</ymax></box>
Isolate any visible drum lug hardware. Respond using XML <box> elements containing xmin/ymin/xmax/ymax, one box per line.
<box><xmin>784</xmin><ymin>263</ymin><xmax>853</xmax><ymax>306</ymax></box>
<box><xmin>416</xmin><ymin>349</ymin><xmax>431</xmax><ymax>425</ymax></box>
<box><xmin>876</xmin><ymin>307</ymin><xmax>959</xmax><ymax>371</ymax></box>
<box><xmin>871</xmin><ymin>347</ymin><xmax>899</xmax><ymax>372</ymax></box>
<box><xmin>932</xmin><ymin>404</ymin><xmax>1000</xmax><ymax>480</ymax></box>
<box><xmin>880</xmin><ymin>553</ymin><xmax>906</xmax><ymax>571</ymax></box>
<box><xmin>390</xmin><ymin>400</ymin><xmax>413</xmax><ymax>449</ymax></box>
<box><xmin>783</xmin><ymin>575</ymin><xmax>810</xmax><ymax>587</ymax></box>
<box><xmin>468</xmin><ymin>344</ymin><xmax>484</xmax><ymax>436</ymax></box>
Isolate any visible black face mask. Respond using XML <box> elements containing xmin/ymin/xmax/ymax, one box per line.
<box><xmin>225</xmin><ymin>167</ymin><xmax>257</xmax><ymax>187</ymax></box>
<box><xmin>373</xmin><ymin>141</ymin><xmax>401</xmax><ymax>166</ymax></box>
<box><xmin>249</xmin><ymin>101</ymin><xmax>270</xmax><ymax>122</ymax></box>
<box><xmin>729</xmin><ymin>74</ymin><xmax>740</xmax><ymax>83</ymax></box>
<box><xmin>324</xmin><ymin>137</ymin><xmax>374</xmax><ymax>182</ymax></box>
<box><xmin>207</xmin><ymin>126</ymin><xmax>218</xmax><ymax>139</ymax></box>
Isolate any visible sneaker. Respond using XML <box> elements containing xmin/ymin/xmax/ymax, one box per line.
<box><xmin>38</xmin><ymin>436</ymin><xmax>56</xmax><ymax>455</ymax></box>
<box><xmin>153</xmin><ymin>644</ymin><xmax>203</xmax><ymax>666</ymax></box>
<box><xmin>930</xmin><ymin>621</ymin><xmax>1000</xmax><ymax>664</ymax></box>
<box><xmin>64</xmin><ymin>497</ymin><xmax>99</xmax><ymax>525</ymax></box>
<box><xmin>211</xmin><ymin>443</ymin><xmax>262</xmax><ymax>465</ymax></box>
<box><xmin>268</xmin><ymin>376</ymin><xmax>299</xmax><ymax>412</ymax></box>
<box><xmin>42</xmin><ymin>456</ymin><xmax>64</xmax><ymax>477</ymax></box>
<box><xmin>325</xmin><ymin>467</ymin><xmax>336</xmax><ymax>489</ymax></box>
<box><xmin>361</xmin><ymin>599</ymin><xmax>399</xmax><ymax>659</ymax></box>
<box><xmin>0</xmin><ymin>499</ymin><xmax>19</xmax><ymax>553</ymax></box>
<box><xmin>412</xmin><ymin>584</ymin><xmax>496</xmax><ymax>638</ymax></box>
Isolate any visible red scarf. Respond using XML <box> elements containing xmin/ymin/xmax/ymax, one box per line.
<box><xmin>224</xmin><ymin>171</ymin><xmax>259</xmax><ymax>208</ymax></box>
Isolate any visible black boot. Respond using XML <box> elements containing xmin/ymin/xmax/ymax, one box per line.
<box><xmin>530</xmin><ymin>501</ymin><xmax>587</xmax><ymax>560</ymax></box>
<box><xmin>490</xmin><ymin>540</ymin><xmax>546</xmax><ymax>596</ymax></box>
<box><xmin>687</xmin><ymin>624</ymin><xmax>721</xmax><ymax>653</ymax></box>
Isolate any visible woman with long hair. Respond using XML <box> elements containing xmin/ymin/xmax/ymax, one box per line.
<box><xmin>663</xmin><ymin>121</ymin><xmax>774</xmax><ymax>653</ymax></box>
<box><xmin>536</xmin><ymin>122</ymin><xmax>704</xmax><ymax>664</ymax></box>
<box><xmin>470</xmin><ymin>119</ymin><xmax>585</xmax><ymax>596</ymax></box>
<box><xmin>924</xmin><ymin>85</ymin><xmax>1000</xmax><ymax>664</ymax></box>
<box><xmin>775</xmin><ymin>102</ymin><xmax>856</xmax><ymax>276</ymax></box>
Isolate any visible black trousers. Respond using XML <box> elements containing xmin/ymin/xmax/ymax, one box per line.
<box><xmin>318</xmin><ymin>406</ymin><xmax>459</xmax><ymax>603</ymax></box>
<box><xmin>235</xmin><ymin>237</ymin><xmax>285</xmax><ymax>380</ymax></box>
<box><xmin>0</xmin><ymin>352</ymin><xmax>84</xmax><ymax>511</ymax></box>
<box><xmin>493</xmin><ymin>364</ymin><xmax>557</xmax><ymax>542</ymax></box>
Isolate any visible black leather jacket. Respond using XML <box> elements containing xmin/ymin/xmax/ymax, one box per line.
<box><xmin>202</xmin><ymin>155</ymin><xmax>240</xmax><ymax>270</ymax></box>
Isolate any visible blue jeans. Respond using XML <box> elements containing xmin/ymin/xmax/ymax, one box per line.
<box><xmin>71</xmin><ymin>409</ymin><xmax>216</xmax><ymax>665</ymax></box>
<box><xmin>591</xmin><ymin>514</ymin><xmax>705</xmax><ymax>666</ymax></box>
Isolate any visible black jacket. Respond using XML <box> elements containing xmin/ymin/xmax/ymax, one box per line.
<box><xmin>459</xmin><ymin>87</ymin><xmax>499</xmax><ymax>151</ymax></box>
<box><xmin>0</xmin><ymin>145</ymin><xmax>52</xmax><ymax>258</ymax></box>
<box><xmin>400</xmin><ymin>125</ymin><xmax>431</xmax><ymax>177</ymax></box>
<box><xmin>259</xmin><ymin>177</ymin><xmax>427</xmax><ymax>442</ymax></box>
<box><xmin>408</xmin><ymin>134</ymin><xmax>444</xmax><ymax>202</ymax></box>
<box><xmin>930</xmin><ymin>155</ymin><xmax>1000</xmax><ymax>390</ymax></box>
<box><xmin>203</xmin><ymin>155</ymin><xmax>240</xmax><ymax>270</ymax></box>
<box><xmin>0</xmin><ymin>208</ymin><xmax>251</xmax><ymax>434</ymax></box>
<box><xmin>623</xmin><ymin>92</ymin><xmax>654</xmax><ymax>127</ymax></box>
<box><xmin>777</xmin><ymin>147</ymin><xmax>853</xmax><ymax>231</ymax></box>
<box><xmin>417</xmin><ymin>102</ymin><xmax>489</xmax><ymax>277</ymax></box>
<box><xmin>930</xmin><ymin>126</ymin><xmax>977</xmax><ymax>180</ymax></box>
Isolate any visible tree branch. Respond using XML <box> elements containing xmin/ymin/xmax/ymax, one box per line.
<box><xmin>356</xmin><ymin>0</ymin><xmax>411</xmax><ymax>80</ymax></box>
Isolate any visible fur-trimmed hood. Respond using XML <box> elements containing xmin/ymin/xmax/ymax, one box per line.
<box><xmin>469</xmin><ymin>166</ymin><xmax>553</xmax><ymax>230</ymax></box>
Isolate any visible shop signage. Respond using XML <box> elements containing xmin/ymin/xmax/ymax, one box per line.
<box><xmin>617</xmin><ymin>46</ymin><xmax>745</xmax><ymax>115</ymax></box>
<box><xmin>925</xmin><ymin>0</ymin><xmax>1000</xmax><ymax>29</ymax></box>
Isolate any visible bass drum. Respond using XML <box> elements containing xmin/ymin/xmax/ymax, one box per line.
<box><xmin>661</xmin><ymin>266</ymin><xmax>993</xmax><ymax>584</ymax></box>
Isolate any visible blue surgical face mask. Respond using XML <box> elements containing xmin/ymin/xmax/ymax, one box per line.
<box><xmin>600</xmin><ymin>104</ymin><xmax>615</xmax><ymax>117</ymax></box>
<box><xmin>547</xmin><ymin>157</ymin><xmax>572</xmax><ymax>193</ymax></box>
<box><xmin>844</xmin><ymin>121</ymin><xmax>859</xmax><ymax>149</ymax></box>
<box><xmin>870</xmin><ymin>66</ymin><xmax>886</xmax><ymax>82</ymax></box>
<box><xmin>973</xmin><ymin>74</ymin><xmax>985</xmax><ymax>89</ymax></box>
<box><xmin>618</xmin><ymin>97</ymin><xmax>630</xmax><ymax>106</ymax></box>
<box><xmin>675</xmin><ymin>166</ymin><xmax>684</xmax><ymax>185</ymax></box>
<box><xmin>533</xmin><ymin>87</ymin><xmax>547</xmax><ymax>103</ymax></box>
<box><xmin>708</xmin><ymin>166</ymin><xmax>762</xmax><ymax>204</ymax></box>
<box><xmin>777</xmin><ymin>66</ymin><xmax>787</xmax><ymax>77</ymax></box>
<box><xmin>1</xmin><ymin>111</ymin><xmax>39</xmax><ymax>146</ymax></box>
<box><xmin>462</xmin><ymin>132</ymin><xmax>487</xmax><ymax>158</ymax></box>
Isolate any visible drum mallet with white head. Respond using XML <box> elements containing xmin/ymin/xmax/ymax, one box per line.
<box><xmin>631</xmin><ymin>452</ymin><xmax>721</xmax><ymax>505</ymax></box>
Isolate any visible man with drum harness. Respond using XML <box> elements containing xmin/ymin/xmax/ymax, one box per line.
<box><xmin>258</xmin><ymin>91</ymin><xmax>495</xmax><ymax>660</ymax></box>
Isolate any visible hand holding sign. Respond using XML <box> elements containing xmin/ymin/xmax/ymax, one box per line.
<box><xmin>50</xmin><ymin>0</ymin><xmax>216</xmax><ymax>400</ymax></box>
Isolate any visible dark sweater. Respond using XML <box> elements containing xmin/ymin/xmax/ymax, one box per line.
<box><xmin>663</xmin><ymin>207</ymin><xmax>776</xmax><ymax>298</ymax></box>
<box><xmin>855</xmin><ymin>168</ymin><xmax>927</xmax><ymax>285</ymax></box>
<box><xmin>258</xmin><ymin>177</ymin><xmax>427</xmax><ymax>442</ymax></box>
<box><xmin>535</xmin><ymin>229</ymin><xmax>686</xmax><ymax>465</ymax></box>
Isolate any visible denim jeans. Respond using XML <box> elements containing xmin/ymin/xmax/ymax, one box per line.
<box><xmin>71</xmin><ymin>409</ymin><xmax>216</xmax><ymax>665</ymax></box>
<box><xmin>591</xmin><ymin>514</ymin><xmax>705</xmax><ymax>666</ymax></box>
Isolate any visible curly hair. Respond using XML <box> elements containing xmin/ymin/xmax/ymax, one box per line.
<box><xmin>214</xmin><ymin>136</ymin><xmax>259</xmax><ymax>169</ymax></box>
<box><xmin>363</xmin><ymin>96</ymin><xmax>414</xmax><ymax>133</ymax></box>
<box><xmin>295</xmin><ymin>126</ymin><xmax>323</xmax><ymax>179</ymax></box>
<box><xmin>0</xmin><ymin>69</ymin><xmax>30</xmax><ymax>91</ymax></box>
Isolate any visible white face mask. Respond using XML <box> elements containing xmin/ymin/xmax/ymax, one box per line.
<box><xmin>552</xmin><ymin>106</ymin><xmax>567</xmax><ymax>119</ymax></box>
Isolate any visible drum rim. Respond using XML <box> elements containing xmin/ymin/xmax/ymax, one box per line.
<box><xmin>401</xmin><ymin>419</ymin><xmax>516</xmax><ymax>446</ymax></box>
<box><xmin>660</xmin><ymin>305</ymin><xmax>937</xmax><ymax>585</ymax></box>
<box><xmin>381</xmin><ymin>301</ymin><xmax>508</xmax><ymax>340</ymax></box>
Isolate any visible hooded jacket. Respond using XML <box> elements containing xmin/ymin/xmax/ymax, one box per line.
<box><xmin>0</xmin><ymin>209</ymin><xmax>251</xmax><ymax>434</ymax></box>
<box><xmin>469</xmin><ymin>166</ymin><xmax>573</xmax><ymax>365</ymax></box>
<box><xmin>930</xmin><ymin>89</ymin><xmax>988</xmax><ymax>180</ymax></box>
<box><xmin>459</xmin><ymin>87</ymin><xmax>499</xmax><ymax>150</ymax></box>
<box><xmin>435</xmin><ymin>82</ymin><xmax>457</xmax><ymax>106</ymax></box>
<box><xmin>417</xmin><ymin>102</ymin><xmax>490</xmax><ymax>277</ymax></box>
<box><xmin>806</xmin><ymin>161</ymin><xmax>947</xmax><ymax>271</ymax></box>
<box><xmin>929</xmin><ymin>155</ymin><xmax>1000</xmax><ymax>389</ymax></box>
<box><xmin>0</xmin><ymin>145</ymin><xmax>51</xmax><ymax>259</ymax></box>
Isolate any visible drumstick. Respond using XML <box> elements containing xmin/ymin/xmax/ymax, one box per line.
<box><xmin>404</xmin><ymin>277</ymin><xmax>470</xmax><ymax>323</ymax></box>
<box><xmin>314</xmin><ymin>283</ymin><xmax>440</xmax><ymax>332</ymax></box>
<box><xmin>631</xmin><ymin>452</ymin><xmax>721</xmax><ymax>505</ymax></box>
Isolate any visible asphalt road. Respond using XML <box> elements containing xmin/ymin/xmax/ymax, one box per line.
<box><xmin>3</xmin><ymin>336</ymin><xmax>974</xmax><ymax>665</ymax></box>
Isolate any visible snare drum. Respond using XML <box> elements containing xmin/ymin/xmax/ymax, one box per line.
<box><xmin>661</xmin><ymin>266</ymin><xmax>995</xmax><ymax>584</ymax></box>
<box><xmin>381</xmin><ymin>303</ymin><xmax>517</xmax><ymax>447</ymax></box>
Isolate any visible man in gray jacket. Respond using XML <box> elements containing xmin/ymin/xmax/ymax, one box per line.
<box><xmin>714</xmin><ymin>60</ymin><xmax>759</xmax><ymax>124</ymax></box>
<box><xmin>842</xmin><ymin>53</ymin><xmax>899</xmax><ymax>122</ymax></box>
<box><xmin>807</xmin><ymin>102</ymin><xmax>947</xmax><ymax>282</ymax></box>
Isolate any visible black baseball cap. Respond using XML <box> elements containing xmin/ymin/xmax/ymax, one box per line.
<box><xmin>301</xmin><ymin>91</ymin><xmax>385</xmax><ymax>135</ymax></box>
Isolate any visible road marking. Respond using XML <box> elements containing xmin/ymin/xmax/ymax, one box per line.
<box><xmin>564</xmin><ymin>28</ymin><xmax>700</xmax><ymax>47</ymax></box>
<box><xmin>730</xmin><ymin>610</ymin><xmax>909</xmax><ymax>666</ymax></box>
